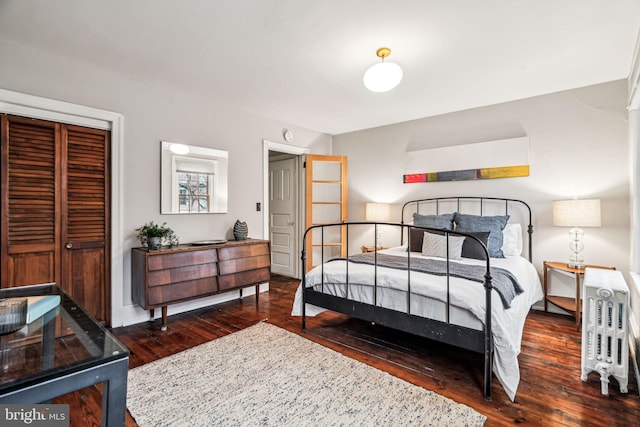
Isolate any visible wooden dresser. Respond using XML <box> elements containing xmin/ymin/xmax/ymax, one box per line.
<box><xmin>132</xmin><ymin>239</ymin><xmax>270</xmax><ymax>330</ymax></box>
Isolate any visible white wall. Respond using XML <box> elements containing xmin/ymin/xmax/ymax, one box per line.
<box><xmin>332</xmin><ymin>81</ymin><xmax>631</xmax><ymax>306</ymax></box>
<box><xmin>0</xmin><ymin>40</ymin><xmax>331</xmax><ymax>327</ymax></box>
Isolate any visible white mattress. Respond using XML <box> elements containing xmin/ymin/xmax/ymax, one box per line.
<box><xmin>291</xmin><ymin>246</ymin><xmax>543</xmax><ymax>401</ymax></box>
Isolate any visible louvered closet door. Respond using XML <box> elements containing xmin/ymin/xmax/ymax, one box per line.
<box><xmin>61</xmin><ymin>125</ymin><xmax>110</xmax><ymax>323</ymax></box>
<box><xmin>1</xmin><ymin>115</ymin><xmax>110</xmax><ymax>324</ymax></box>
<box><xmin>1</xmin><ymin>115</ymin><xmax>61</xmax><ymax>287</ymax></box>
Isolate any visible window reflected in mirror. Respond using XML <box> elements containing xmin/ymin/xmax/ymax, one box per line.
<box><xmin>161</xmin><ymin>141</ymin><xmax>228</xmax><ymax>214</ymax></box>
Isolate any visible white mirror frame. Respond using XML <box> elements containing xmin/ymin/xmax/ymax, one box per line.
<box><xmin>161</xmin><ymin>141</ymin><xmax>229</xmax><ymax>214</ymax></box>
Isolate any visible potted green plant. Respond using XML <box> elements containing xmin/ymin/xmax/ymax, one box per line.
<box><xmin>136</xmin><ymin>221</ymin><xmax>179</xmax><ymax>250</ymax></box>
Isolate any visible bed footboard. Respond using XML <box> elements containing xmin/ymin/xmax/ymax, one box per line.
<box><xmin>300</xmin><ymin>197</ymin><xmax>534</xmax><ymax>401</ymax></box>
<box><xmin>301</xmin><ymin>221</ymin><xmax>495</xmax><ymax>400</ymax></box>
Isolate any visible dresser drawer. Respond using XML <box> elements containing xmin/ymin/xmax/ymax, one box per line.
<box><xmin>217</xmin><ymin>242</ymin><xmax>270</xmax><ymax>261</ymax></box>
<box><xmin>148</xmin><ymin>263</ymin><xmax>217</xmax><ymax>287</ymax></box>
<box><xmin>218</xmin><ymin>268</ymin><xmax>270</xmax><ymax>291</ymax></box>
<box><xmin>218</xmin><ymin>254</ymin><xmax>270</xmax><ymax>276</ymax></box>
<box><xmin>148</xmin><ymin>250</ymin><xmax>217</xmax><ymax>271</ymax></box>
<box><xmin>148</xmin><ymin>277</ymin><xmax>218</xmax><ymax>307</ymax></box>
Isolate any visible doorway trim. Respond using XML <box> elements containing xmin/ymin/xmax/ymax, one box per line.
<box><xmin>0</xmin><ymin>88</ymin><xmax>125</xmax><ymax>326</ymax></box>
<box><xmin>262</xmin><ymin>140</ymin><xmax>308</xmax><ymax>278</ymax></box>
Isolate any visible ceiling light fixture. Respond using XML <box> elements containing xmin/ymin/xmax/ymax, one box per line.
<box><xmin>363</xmin><ymin>47</ymin><xmax>403</xmax><ymax>93</ymax></box>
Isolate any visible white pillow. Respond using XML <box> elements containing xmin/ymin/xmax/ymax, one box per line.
<box><xmin>421</xmin><ymin>232</ymin><xmax>465</xmax><ymax>260</ymax></box>
<box><xmin>501</xmin><ymin>223</ymin><xmax>523</xmax><ymax>256</ymax></box>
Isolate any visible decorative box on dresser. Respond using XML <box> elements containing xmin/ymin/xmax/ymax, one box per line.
<box><xmin>132</xmin><ymin>239</ymin><xmax>270</xmax><ymax>330</ymax></box>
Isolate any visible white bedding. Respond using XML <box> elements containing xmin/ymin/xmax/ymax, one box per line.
<box><xmin>291</xmin><ymin>246</ymin><xmax>543</xmax><ymax>401</ymax></box>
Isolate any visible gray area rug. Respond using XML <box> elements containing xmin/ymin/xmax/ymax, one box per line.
<box><xmin>127</xmin><ymin>321</ymin><xmax>486</xmax><ymax>426</ymax></box>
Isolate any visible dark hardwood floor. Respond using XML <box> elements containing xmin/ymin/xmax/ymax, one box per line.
<box><xmin>56</xmin><ymin>274</ymin><xmax>639</xmax><ymax>426</ymax></box>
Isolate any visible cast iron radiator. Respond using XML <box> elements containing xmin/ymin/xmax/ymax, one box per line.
<box><xmin>581</xmin><ymin>268</ymin><xmax>629</xmax><ymax>395</ymax></box>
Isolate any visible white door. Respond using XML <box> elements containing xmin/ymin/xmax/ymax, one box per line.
<box><xmin>269</xmin><ymin>156</ymin><xmax>297</xmax><ymax>276</ymax></box>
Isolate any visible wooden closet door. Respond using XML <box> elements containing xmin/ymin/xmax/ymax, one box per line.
<box><xmin>1</xmin><ymin>115</ymin><xmax>61</xmax><ymax>287</ymax></box>
<box><xmin>1</xmin><ymin>115</ymin><xmax>110</xmax><ymax>324</ymax></box>
<box><xmin>61</xmin><ymin>125</ymin><xmax>110</xmax><ymax>324</ymax></box>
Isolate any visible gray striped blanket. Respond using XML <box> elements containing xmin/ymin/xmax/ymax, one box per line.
<box><xmin>330</xmin><ymin>253</ymin><xmax>524</xmax><ymax>309</ymax></box>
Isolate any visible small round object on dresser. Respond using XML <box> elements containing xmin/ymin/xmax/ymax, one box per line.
<box><xmin>233</xmin><ymin>220</ymin><xmax>248</xmax><ymax>241</ymax></box>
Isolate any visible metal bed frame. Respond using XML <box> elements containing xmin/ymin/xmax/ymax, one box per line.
<box><xmin>300</xmin><ymin>197</ymin><xmax>533</xmax><ymax>401</ymax></box>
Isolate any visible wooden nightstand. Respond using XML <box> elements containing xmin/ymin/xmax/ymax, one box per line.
<box><xmin>543</xmin><ymin>261</ymin><xmax>616</xmax><ymax>330</ymax></box>
<box><xmin>360</xmin><ymin>245</ymin><xmax>387</xmax><ymax>253</ymax></box>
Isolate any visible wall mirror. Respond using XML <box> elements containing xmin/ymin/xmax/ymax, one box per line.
<box><xmin>161</xmin><ymin>141</ymin><xmax>228</xmax><ymax>214</ymax></box>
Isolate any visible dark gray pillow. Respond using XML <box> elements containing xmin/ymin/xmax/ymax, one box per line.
<box><xmin>412</xmin><ymin>213</ymin><xmax>454</xmax><ymax>230</ymax></box>
<box><xmin>461</xmin><ymin>231</ymin><xmax>490</xmax><ymax>260</ymax></box>
<box><xmin>408</xmin><ymin>227</ymin><xmax>426</xmax><ymax>252</ymax></box>
<box><xmin>453</xmin><ymin>212</ymin><xmax>509</xmax><ymax>258</ymax></box>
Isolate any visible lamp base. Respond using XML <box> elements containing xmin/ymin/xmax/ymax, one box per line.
<box><xmin>567</xmin><ymin>261</ymin><xmax>585</xmax><ymax>270</ymax></box>
<box><xmin>373</xmin><ymin>228</ymin><xmax>382</xmax><ymax>249</ymax></box>
<box><xmin>567</xmin><ymin>227</ymin><xmax>585</xmax><ymax>270</ymax></box>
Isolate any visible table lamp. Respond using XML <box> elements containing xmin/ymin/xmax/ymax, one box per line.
<box><xmin>552</xmin><ymin>199</ymin><xmax>601</xmax><ymax>269</ymax></box>
<box><xmin>365</xmin><ymin>202</ymin><xmax>391</xmax><ymax>248</ymax></box>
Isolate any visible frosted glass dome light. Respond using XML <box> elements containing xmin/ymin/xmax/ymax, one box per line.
<box><xmin>363</xmin><ymin>47</ymin><xmax>403</xmax><ymax>93</ymax></box>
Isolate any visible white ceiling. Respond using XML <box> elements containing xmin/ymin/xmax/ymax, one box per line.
<box><xmin>0</xmin><ymin>0</ymin><xmax>639</xmax><ymax>135</ymax></box>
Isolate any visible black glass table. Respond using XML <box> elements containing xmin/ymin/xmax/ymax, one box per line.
<box><xmin>0</xmin><ymin>284</ymin><xmax>129</xmax><ymax>426</ymax></box>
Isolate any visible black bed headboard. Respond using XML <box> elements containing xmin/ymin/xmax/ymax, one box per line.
<box><xmin>400</xmin><ymin>197</ymin><xmax>533</xmax><ymax>262</ymax></box>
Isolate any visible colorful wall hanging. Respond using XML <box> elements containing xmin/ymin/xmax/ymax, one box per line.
<box><xmin>403</xmin><ymin>137</ymin><xmax>530</xmax><ymax>184</ymax></box>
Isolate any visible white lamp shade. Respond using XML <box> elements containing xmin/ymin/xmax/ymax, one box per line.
<box><xmin>552</xmin><ymin>199</ymin><xmax>601</xmax><ymax>227</ymax></box>
<box><xmin>365</xmin><ymin>202</ymin><xmax>391</xmax><ymax>222</ymax></box>
<box><xmin>363</xmin><ymin>62</ymin><xmax>403</xmax><ymax>92</ymax></box>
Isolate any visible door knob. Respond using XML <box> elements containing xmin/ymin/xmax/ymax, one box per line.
<box><xmin>65</xmin><ymin>243</ymin><xmax>73</xmax><ymax>249</ymax></box>
<box><xmin>287</xmin><ymin>221</ymin><xmax>295</xmax><ymax>226</ymax></box>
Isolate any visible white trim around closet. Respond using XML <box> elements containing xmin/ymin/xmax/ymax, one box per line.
<box><xmin>0</xmin><ymin>88</ymin><xmax>126</xmax><ymax>327</ymax></box>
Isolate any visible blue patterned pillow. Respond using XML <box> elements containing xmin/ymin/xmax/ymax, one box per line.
<box><xmin>412</xmin><ymin>213</ymin><xmax>454</xmax><ymax>230</ymax></box>
<box><xmin>453</xmin><ymin>213</ymin><xmax>509</xmax><ymax>258</ymax></box>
